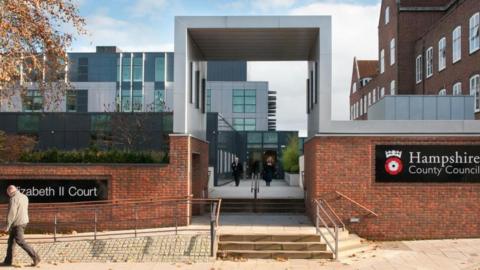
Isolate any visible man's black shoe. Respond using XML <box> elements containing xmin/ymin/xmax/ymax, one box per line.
<box><xmin>32</xmin><ymin>257</ymin><xmax>41</xmax><ymax>267</ymax></box>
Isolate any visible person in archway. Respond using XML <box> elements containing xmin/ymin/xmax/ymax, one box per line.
<box><xmin>2</xmin><ymin>185</ymin><xmax>40</xmax><ymax>266</ymax></box>
<box><xmin>231</xmin><ymin>157</ymin><xmax>243</xmax><ymax>187</ymax></box>
<box><xmin>263</xmin><ymin>156</ymin><xmax>275</xmax><ymax>187</ymax></box>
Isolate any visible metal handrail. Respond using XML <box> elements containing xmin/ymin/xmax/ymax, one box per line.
<box><xmin>334</xmin><ymin>191</ymin><xmax>378</xmax><ymax>217</ymax></box>
<box><xmin>0</xmin><ymin>197</ymin><xmax>223</xmax><ymax>257</ymax></box>
<box><xmin>322</xmin><ymin>199</ymin><xmax>346</xmax><ymax>230</ymax></box>
<box><xmin>314</xmin><ymin>199</ymin><xmax>339</xmax><ymax>260</ymax></box>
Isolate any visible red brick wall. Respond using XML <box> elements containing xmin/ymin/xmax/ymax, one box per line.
<box><xmin>0</xmin><ymin>135</ymin><xmax>209</xmax><ymax>232</ymax></box>
<box><xmin>305</xmin><ymin>135</ymin><xmax>480</xmax><ymax>240</ymax></box>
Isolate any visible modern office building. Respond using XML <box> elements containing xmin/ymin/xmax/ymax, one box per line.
<box><xmin>349</xmin><ymin>0</ymin><xmax>480</xmax><ymax>120</ymax></box>
<box><xmin>206</xmin><ymin>61</ymin><xmax>277</xmax><ymax>131</ymax></box>
<box><xmin>0</xmin><ymin>46</ymin><xmax>175</xmax><ymax>113</ymax></box>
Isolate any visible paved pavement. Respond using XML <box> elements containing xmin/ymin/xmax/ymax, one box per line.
<box><xmin>209</xmin><ymin>179</ymin><xmax>304</xmax><ymax>199</ymax></box>
<box><xmin>2</xmin><ymin>237</ymin><xmax>480</xmax><ymax>269</ymax></box>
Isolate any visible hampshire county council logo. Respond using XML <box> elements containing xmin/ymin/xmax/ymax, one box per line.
<box><xmin>385</xmin><ymin>150</ymin><xmax>403</xmax><ymax>176</ymax></box>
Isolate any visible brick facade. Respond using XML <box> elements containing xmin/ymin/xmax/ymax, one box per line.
<box><xmin>350</xmin><ymin>0</ymin><xmax>480</xmax><ymax>120</ymax></box>
<box><xmin>305</xmin><ymin>135</ymin><xmax>480</xmax><ymax>240</ymax></box>
<box><xmin>0</xmin><ymin>135</ymin><xmax>209</xmax><ymax>232</ymax></box>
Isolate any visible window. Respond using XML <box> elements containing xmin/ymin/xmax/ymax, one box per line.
<box><xmin>23</xmin><ymin>90</ymin><xmax>43</xmax><ymax>112</ymax></box>
<box><xmin>154</xmin><ymin>89</ymin><xmax>165</xmax><ymax>112</ymax></box>
<box><xmin>390</xmin><ymin>80</ymin><xmax>396</xmax><ymax>95</ymax></box>
<box><xmin>364</xmin><ymin>95</ymin><xmax>368</xmax><ymax>111</ymax></box>
<box><xmin>352</xmin><ymin>82</ymin><xmax>357</xmax><ymax>93</ymax></box>
<box><xmin>426</xmin><ymin>47</ymin><xmax>433</xmax><ymax>78</ymax></box>
<box><xmin>416</xmin><ymin>55</ymin><xmax>423</xmax><ymax>83</ymax></box>
<box><xmin>132</xmin><ymin>89</ymin><xmax>142</xmax><ymax>111</ymax></box>
<box><xmin>245</xmin><ymin>118</ymin><xmax>256</xmax><ymax>131</ymax></box>
<box><xmin>355</xmin><ymin>102</ymin><xmax>359</xmax><ymax>118</ymax></box>
<box><xmin>373</xmin><ymin>88</ymin><xmax>377</xmax><ymax>103</ymax></box>
<box><xmin>453</xmin><ymin>82</ymin><xmax>462</xmax><ymax>95</ymax></box>
<box><xmin>438</xmin><ymin>37</ymin><xmax>446</xmax><ymax>71</ymax></box>
<box><xmin>381</xmin><ymin>87</ymin><xmax>385</xmax><ymax>98</ymax></box>
<box><xmin>132</xmin><ymin>56</ymin><xmax>143</xmax><ymax>82</ymax></box>
<box><xmin>206</xmin><ymin>89</ymin><xmax>212</xmax><ymax>112</ymax></box>
<box><xmin>380</xmin><ymin>49</ymin><xmax>385</xmax><ymax>74</ymax></box>
<box><xmin>438</xmin><ymin>89</ymin><xmax>447</xmax><ymax>96</ymax></box>
<box><xmin>385</xmin><ymin>6</ymin><xmax>390</xmax><ymax>25</ymax></box>
<box><xmin>233</xmin><ymin>89</ymin><xmax>256</xmax><ymax>113</ymax></box>
<box><xmin>360</xmin><ymin>98</ymin><xmax>363</xmax><ymax>115</ymax></box>
<box><xmin>122</xmin><ymin>56</ymin><xmax>131</xmax><ymax>82</ymax></box>
<box><xmin>368</xmin><ymin>92</ymin><xmax>372</xmax><ymax>106</ymax></box>
<box><xmin>350</xmin><ymin>105</ymin><xmax>354</xmax><ymax>120</ymax></box>
<box><xmin>470</xmin><ymin>75</ymin><xmax>480</xmax><ymax>112</ymax></box>
<box><xmin>452</xmin><ymin>26</ymin><xmax>462</xmax><ymax>63</ymax></box>
<box><xmin>390</xmin><ymin>38</ymin><xmax>395</xmax><ymax>65</ymax></box>
<box><xmin>470</xmin><ymin>13</ymin><xmax>480</xmax><ymax>54</ymax></box>
<box><xmin>77</xmin><ymin>57</ymin><xmax>88</xmax><ymax>82</ymax></box>
<box><xmin>18</xmin><ymin>115</ymin><xmax>40</xmax><ymax>134</ymax></box>
<box><xmin>154</xmin><ymin>56</ymin><xmax>165</xmax><ymax>82</ymax></box>
<box><xmin>66</xmin><ymin>90</ymin><xmax>78</xmax><ymax>112</ymax></box>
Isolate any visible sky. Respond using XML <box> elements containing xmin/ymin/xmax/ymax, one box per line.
<box><xmin>71</xmin><ymin>0</ymin><xmax>381</xmax><ymax>135</ymax></box>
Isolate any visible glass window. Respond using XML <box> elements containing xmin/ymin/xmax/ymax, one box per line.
<box><xmin>453</xmin><ymin>26</ymin><xmax>462</xmax><ymax>63</ymax></box>
<box><xmin>385</xmin><ymin>6</ymin><xmax>390</xmax><ymax>25</ymax></box>
<box><xmin>17</xmin><ymin>115</ymin><xmax>40</xmax><ymax>133</ymax></box>
<box><xmin>23</xmin><ymin>90</ymin><xmax>43</xmax><ymax>112</ymax></box>
<box><xmin>244</xmin><ymin>119</ymin><xmax>256</xmax><ymax>131</ymax></box>
<box><xmin>416</xmin><ymin>55</ymin><xmax>423</xmax><ymax>83</ymax></box>
<box><xmin>381</xmin><ymin>87</ymin><xmax>385</xmax><ymax>98</ymax></box>
<box><xmin>426</xmin><ymin>47</ymin><xmax>433</xmax><ymax>78</ymax></box>
<box><xmin>390</xmin><ymin>38</ymin><xmax>395</xmax><ymax>65</ymax></box>
<box><xmin>352</xmin><ymin>82</ymin><xmax>356</xmax><ymax>93</ymax></box>
<box><xmin>155</xmin><ymin>56</ymin><xmax>165</xmax><ymax>82</ymax></box>
<box><xmin>154</xmin><ymin>89</ymin><xmax>165</xmax><ymax>112</ymax></box>
<box><xmin>360</xmin><ymin>98</ymin><xmax>363</xmax><ymax>115</ymax></box>
<box><xmin>263</xmin><ymin>132</ymin><xmax>278</xmax><ymax>144</ymax></box>
<box><xmin>132</xmin><ymin>89</ymin><xmax>143</xmax><ymax>111</ymax></box>
<box><xmin>373</xmin><ymin>88</ymin><xmax>377</xmax><ymax>103</ymax></box>
<box><xmin>453</xmin><ymin>82</ymin><xmax>462</xmax><ymax>95</ymax></box>
<box><xmin>247</xmin><ymin>132</ymin><xmax>262</xmax><ymax>144</ymax></box>
<box><xmin>368</xmin><ymin>92</ymin><xmax>372</xmax><ymax>106</ymax></box>
<box><xmin>438</xmin><ymin>89</ymin><xmax>447</xmax><ymax>96</ymax></box>
<box><xmin>233</xmin><ymin>118</ymin><xmax>244</xmax><ymax>131</ymax></box>
<box><xmin>122</xmin><ymin>56</ymin><xmax>131</xmax><ymax>82</ymax></box>
<box><xmin>206</xmin><ymin>89</ymin><xmax>211</xmax><ymax>112</ymax></box>
<box><xmin>132</xmin><ymin>56</ymin><xmax>142</xmax><ymax>82</ymax></box>
<box><xmin>470</xmin><ymin>13</ymin><xmax>480</xmax><ymax>54</ymax></box>
<box><xmin>66</xmin><ymin>90</ymin><xmax>77</xmax><ymax>112</ymax></box>
<box><xmin>438</xmin><ymin>37</ymin><xmax>446</xmax><ymax>71</ymax></box>
<box><xmin>470</xmin><ymin>75</ymin><xmax>480</xmax><ymax>112</ymax></box>
<box><xmin>380</xmin><ymin>49</ymin><xmax>385</xmax><ymax>74</ymax></box>
<box><xmin>77</xmin><ymin>57</ymin><xmax>88</xmax><ymax>82</ymax></box>
<box><xmin>390</xmin><ymin>80</ymin><xmax>396</xmax><ymax>95</ymax></box>
<box><xmin>90</xmin><ymin>114</ymin><xmax>111</xmax><ymax>132</ymax></box>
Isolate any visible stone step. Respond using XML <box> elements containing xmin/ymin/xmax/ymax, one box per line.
<box><xmin>218</xmin><ymin>241</ymin><xmax>327</xmax><ymax>251</ymax></box>
<box><xmin>219</xmin><ymin>234</ymin><xmax>321</xmax><ymax>242</ymax></box>
<box><xmin>217</xmin><ymin>250</ymin><xmax>334</xmax><ymax>259</ymax></box>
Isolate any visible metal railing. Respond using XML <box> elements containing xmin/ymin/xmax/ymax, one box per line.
<box><xmin>0</xmin><ymin>197</ymin><xmax>222</xmax><ymax>257</ymax></box>
<box><xmin>313</xmin><ymin>198</ymin><xmax>340</xmax><ymax>260</ymax></box>
<box><xmin>250</xmin><ymin>173</ymin><xmax>260</xmax><ymax>199</ymax></box>
<box><xmin>333</xmin><ymin>191</ymin><xmax>378</xmax><ymax>217</ymax></box>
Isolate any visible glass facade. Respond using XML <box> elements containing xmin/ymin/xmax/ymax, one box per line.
<box><xmin>206</xmin><ymin>89</ymin><xmax>211</xmax><ymax>112</ymax></box>
<box><xmin>23</xmin><ymin>90</ymin><xmax>43</xmax><ymax>112</ymax></box>
<box><xmin>232</xmin><ymin>89</ymin><xmax>256</xmax><ymax>113</ymax></box>
<box><xmin>154</xmin><ymin>89</ymin><xmax>165</xmax><ymax>112</ymax></box>
<box><xmin>155</xmin><ymin>56</ymin><xmax>165</xmax><ymax>82</ymax></box>
<box><xmin>132</xmin><ymin>56</ymin><xmax>143</xmax><ymax>82</ymax></box>
<box><xmin>233</xmin><ymin>118</ymin><xmax>256</xmax><ymax>131</ymax></box>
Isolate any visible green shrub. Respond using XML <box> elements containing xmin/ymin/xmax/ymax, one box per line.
<box><xmin>282</xmin><ymin>135</ymin><xmax>300</xmax><ymax>173</ymax></box>
<box><xmin>18</xmin><ymin>147</ymin><xmax>167</xmax><ymax>164</ymax></box>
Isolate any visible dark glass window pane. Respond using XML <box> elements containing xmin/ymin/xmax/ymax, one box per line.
<box><xmin>18</xmin><ymin>115</ymin><xmax>40</xmax><ymax>133</ymax></box>
<box><xmin>247</xmin><ymin>132</ymin><xmax>261</xmax><ymax>144</ymax></box>
<box><xmin>245</xmin><ymin>105</ymin><xmax>256</xmax><ymax>113</ymax></box>
<box><xmin>155</xmin><ymin>56</ymin><xmax>165</xmax><ymax>82</ymax></box>
<box><xmin>233</xmin><ymin>105</ymin><xmax>244</xmax><ymax>113</ymax></box>
<box><xmin>263</xmin><ymin>132</ymin><xmax>278</xmax><ymax>144</ymax></box>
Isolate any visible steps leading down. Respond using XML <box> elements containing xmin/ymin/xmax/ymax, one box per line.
<box><xmin>220</xmin><ymin>199</ymin><xmax>306</xmax><ymax>213</ymax></box>
<box><xmin>217</xmin><ymin>234</ymin><xmax>333</xmax><ymax>259</ymax></box>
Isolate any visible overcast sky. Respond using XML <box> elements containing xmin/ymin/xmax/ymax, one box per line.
<box><xmin>71</xmin><ymin>0</ymin><xmax>380</xmax><ymax>135</ymax></box>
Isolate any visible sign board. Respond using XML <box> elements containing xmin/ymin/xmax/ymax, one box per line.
<box><xmin>375</xmin><ymin>145</ymin><xmax>480</xmax><ymax>183</ymax></box>
<box><xmin>0</xmin><ymin>180</ymin><xmax>108</xmax><ymax>203</ymax></box>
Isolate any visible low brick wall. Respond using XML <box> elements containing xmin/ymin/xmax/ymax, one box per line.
<box><xmin>0</xmin><ymin>135</ymin><xmax>209</xmax><ymax>233</ymax></box>
<box><xmin>304</xmin><ymin>136</ymin><xmax>480</xmax><ymax>240</ymax></box>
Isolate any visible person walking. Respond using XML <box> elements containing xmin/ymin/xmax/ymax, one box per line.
<box><xmin>231</xmin><ymin>157</ymin><xmax>243</xmax><ymax>187</ymax></box>
<box><xmin>2</xmin><ymin>185</ymin><xmax>40</xmax><ymax>266</ymax></box>
<box><xmin>263</xmin><ymin>156</ymin><xmax>275</xmax><ymax>187</ymax></box>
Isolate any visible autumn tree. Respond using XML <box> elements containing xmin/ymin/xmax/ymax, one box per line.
<box><xmin>0</xmin><ymin>0</ymin><xmax>86</xmax><ymax>110</ymax></box>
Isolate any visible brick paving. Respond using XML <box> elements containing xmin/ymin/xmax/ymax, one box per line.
<box><xmin>0</xmin><ymin>234</ymin><xmax>212</xmax><ymax>265</ymax></box>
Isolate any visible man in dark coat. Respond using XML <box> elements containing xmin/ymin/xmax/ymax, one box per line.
<box><xmin>231</xmin><ymin>157</ymin><xmax>243</xmax><ymax>187</ymax></box>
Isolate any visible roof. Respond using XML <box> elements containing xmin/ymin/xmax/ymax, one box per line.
<box><xmin>357</xmin><ymin>60</ymin><xmax>378</xmax><ymax>78</ymax></box>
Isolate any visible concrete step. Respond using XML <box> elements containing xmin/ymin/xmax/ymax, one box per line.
<box><xmin>217</xmin><ymin>250</ymin><xmax>334</xmax><ymax>259</ymax></box>
<box><xmin>219</xmin><ymin>234</ymin><xmax>321</xmax><ymax>242</ymax></box>
<box><xmin>218</xmin><ymin>241</ymin><xmax>327</xmax><ymax>251</ymax></box>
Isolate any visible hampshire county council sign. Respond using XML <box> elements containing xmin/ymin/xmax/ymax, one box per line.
<box><xmin>375</xmin><ymin>145</ymin><xmax>480</xmax><ymax>183</ymax></box>
<box><xmin>0</xmin><ymin>180</ymin><xmax>108</xmax><ymax>203</ymax></box>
